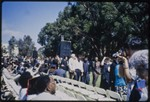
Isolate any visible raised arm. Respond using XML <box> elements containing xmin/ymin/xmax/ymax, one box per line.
<box><xmin>117</xmin><ymin>56</ymin><xmax>132</xmax><ymax>82</ymax></box>
<box><xmin>100</xmin><ymin>56</ymin><xmax>106</xmax><ymax>66</ymax></box>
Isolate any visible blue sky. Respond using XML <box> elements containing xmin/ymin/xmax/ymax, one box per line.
<box><xmin>2</xmin><ymin>1</ymin><xmax>69</xmax><ymax>49</ymax></box>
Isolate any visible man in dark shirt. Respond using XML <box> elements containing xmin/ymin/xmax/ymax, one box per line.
<box><xmin>109</xmin><ymin>59</ymin><xmax>117</xmax><ymax>91</ymax></box>
<box><xmin>82</xmin><ymin>57</ymin><xmax>90</xmax><ymax>84</ymax></box>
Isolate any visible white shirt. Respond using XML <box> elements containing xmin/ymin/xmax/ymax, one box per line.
<box><xmin>19</xmin><ymin>88</ymin><xmax>27</xmax><ymax>100</ymax></box>
<box><xmin>30</xmin><ymin>92</ymin><xmax>61</xmax><ymax>100</ymax></box>
<box><xmin>27</xmin><ymin>94</ymin><xmax>37</xmax><ymax>100</ymax></box>
<box><xmin>140</xmin><ymin>86</ymin><xmax>148</xmax><ymax>101</ymax></box>
<box><xmin>76</xmin><ymin>60</ymin><xmax>84</xmax><ymax>72</ymax></box>
<box><xmin>68</xmin><ymin>57</ymin><xmax>78</xmax><ymax>71</ymax></box>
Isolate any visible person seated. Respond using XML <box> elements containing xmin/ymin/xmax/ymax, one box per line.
<box><xmin>49</xmin><ymin>64</ymin><xmax>66</xmax><ymax>78</ymax></box>
<box><xmin>18</xmin><ymin>71</ymin><xmax>32</xmax><ymax>100</ymax></box>
<box><xmin>27</xmin><ymin>75</ymin><xmax>61</xmax><ymax>100</ymax></box>
<box><xmin>38</xmin><ymin>63</ymin><xmax>49</xmax><ymax>75</ymax></box>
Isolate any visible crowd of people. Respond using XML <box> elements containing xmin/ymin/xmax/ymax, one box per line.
<box><xmin>1</xmin><ymin>36</ymin><xmax>148</xmax><ymax>101</ymax></box>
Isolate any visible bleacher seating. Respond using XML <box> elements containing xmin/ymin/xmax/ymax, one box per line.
<box><xmin>106</xmin><ymin>89</ymin><xmax>123</xmax><ymax>101</ymax></box>
<box><xmin>52</xmin><ymin>75</ymin><xmax>117</xmax><ymax>101</ymax></box>
<box><xmin>3</xmin><ymin>71</ymin><xmax>126</xmax><ymax>101</ymax></box>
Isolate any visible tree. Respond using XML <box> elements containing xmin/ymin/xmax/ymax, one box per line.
<box><xmin>20</xmin><ymin>35</ymin><xmax>35</xmax><ymax>57</ymax></box>
<box><xmin>8</xmin><ymin>35</ymin><xmax>35</xmax><ymax>57</ymax></box>
<box><xmin>37</xmin><ymin>2</ymin><xmax>149</xmax><ymax>59</ymax></box>
<box><xmin>8</xmin><ymin>36</ymin><xmax>17</xmax><ymax>56</ymax></box>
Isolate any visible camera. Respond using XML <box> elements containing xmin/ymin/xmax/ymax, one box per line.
<box><xmin>112</xmin><ymin>49</ymin><xmax>123</xmax><ymax>57</ymax></box>
<box><xmin>112</xmin><ymin>52</ymin><xmax>121</xmax><ymax>57</ymax></box>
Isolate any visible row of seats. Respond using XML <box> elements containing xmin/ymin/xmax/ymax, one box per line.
<box><xmin>2</xmin><ymin>73</ymin><xmax>20</xmax><ymax>100</ymax></box>
<box><xmin>52</xmin><ymin>75</ymin><xmax>126</xmax><ymax>101</ymax></box>
<box><xmin>2</xmin><ymin>69</ymin><xmax>124</xmax><ymax>101</ymax></box>
<box><xmin>2</xmin><ymin>69</ymin><xmax>79</xmax><ymax>100</ymax></box>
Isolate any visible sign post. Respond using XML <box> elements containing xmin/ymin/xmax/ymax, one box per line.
<box><xmin>59</xmin><ymin>41</ymin><xmax>71</xmax><ymax>58</ymax></box>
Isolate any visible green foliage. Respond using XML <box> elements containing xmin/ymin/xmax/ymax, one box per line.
<box><xmin>37</xmin><ymin>2</ymin><xmax>149</xmax><ymax>58</ymax></box>
<box><xmin>8</xmin><ymin>36</ymin><xmax>17</xmax><ymax>56</ymax></box>
<box><xmin>21</xmin><ymin>35</ymin><xmax>35</xmax><ymax>57</ymax></box>
<box><xmin>8</xmin><ymin>35</ymin><xmax>35</xmax><ymax>57</ymax></box>
<box><xmin>8</xmin><ymin>36</ymin><xmax>17</xmax><ymax>49</ymax></box>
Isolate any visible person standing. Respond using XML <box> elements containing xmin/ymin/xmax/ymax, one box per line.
<box><xmin>109</xmin><ymin>58</ymin><xmax>117</xmax><ymax>91</ymax></box>
<box><xmin>100</xmin><ymin>57</ymin><xmax>112</xmax><ymax>90</ymax></box>
<box><xmin>32</xmin><ymin>48</ymin><xmax>38</xmax><ymax>70</ymax></box>
<box><xmin>119</xmin><ymin>36</ymin><xmax>148</xmax><ymax>101</ymax></box>
<box><xmin>92</xmin><ymin>57</ymin><xmax>101</xmax><ymax>87</ymax></box>
<box><xmin>114</xmin><ymin>58</ymin><xmax>127</xmax><ymax>96</ymax></box>
<box><xmin>68</xmin><ymin>54</ymin><xmax>78</xmax><ymax>79</ymax></box>
<box><xmin>82</xmin><ymin>57</ymin><xmax>90</xmax><ymax>84</ymax></box>
<box><xmin>74</xmin><ymin>55</ymin><xmax>84</xmax><ymax>81</ymax></box>
<box><xmin>60</xmin><ymin>56</ymin><xmax>69</xmax><ymax>71</ymax></box>
<box><xmin>32</xmin><ymin>48</ymin><xmax>38</xmax><ymax>59</ymax></box>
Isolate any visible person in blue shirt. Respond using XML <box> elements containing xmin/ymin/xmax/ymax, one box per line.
<box><xmin>114</xmin><ymin>59</ymin><xmax>127</xmax><ymax>96</ymax></box>
<box><xmin>49</xmin><ymin>64</ymin><xmax>66</xmax><ymax>78</ymax></box>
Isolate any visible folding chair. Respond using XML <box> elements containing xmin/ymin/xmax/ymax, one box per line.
<box><xmin>77</xmin><ymin>81</ymin><xmax>86</xmax><ymax>89</ymax></box>
<box><xmin>121</xmin><ymin>94</ymin><xmax>127</xmax><ymax>101</ymax></box>
<box><xmin>94</xmin><ymin>87</ymin><xmax>107</xmax><ymax>97</ymax></box>
<box><xmin>77</xmin><ymin>88</ymin><xmax>95</xmax><ymax>97</ymax></box>
<box><xmin>70</xmin><ymin>80</ymin><xmax>79</xmax><ymax>86</ymax></box>
<box><xmin>57</xmin><ymin>85</ymin><xmax>66</xmax><ymax>93</ymax></box>
<box><xmin>59</xmin><ymin>77</ymin><xmax>66</xmax><ymax>83</ymax></box>
<box><xmin>106</xmin><ymin>89</ymin><xmax>122</xmax><ymax>101</ymax></box>
<box><xmin>86</xmin><ymin>85</ymin><xmax>95</xmax><ymax>92</ymax></box>
<box><xmin>65</xmin><ymin>78</ymin><xmax>72</xmax><ymax>85</ymax></box>
<box><xmin>74</xmin><ymin>93</ymin><xmax>87</xmax><ymax>100</ymax></box>
<box><xmin>59</xmin><ymin>79</ymin><xmax>75</xmax><ymax>91</ymax></box>
<box><xmin>64</xmin><ymin>89</ymin><xmax>76</xmax><ymax>98</ymax></box>
<box><xmin>86</xmin><ymin>96</ymin><xmax>97</xmax><ymax>101</ymax></box>
<box><xmin>52</xmin><ymin>75</ymin><xmax>61</xmax><ymax>83</ymax></box>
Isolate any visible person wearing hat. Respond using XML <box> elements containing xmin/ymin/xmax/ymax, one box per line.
<box><xmin>118</xmin><ymin>36</ymin><xmax>148</xmax><ymax>101</ymax></box>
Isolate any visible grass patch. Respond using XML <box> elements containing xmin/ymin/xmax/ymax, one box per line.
<box><xmin>66</xmin><ymin>71</ymin><xmax>101</xmax><ymax>87</ymax></box>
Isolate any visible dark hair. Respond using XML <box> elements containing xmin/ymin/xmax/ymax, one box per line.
<box><xmin>136</xmin><ymin>65</ymin><xmax>148</xmax><ymax>79</ymax></box>
<box><xmin>18</xmin><ymin>71</ymin><xmax>32</xmax><ymax>88</ymax></box>
<box><xmin>124</xmin><ymin>36</ymin><xmax>143</xmax><ymax>50</ymax></box>
<box><xmin>35</xmin><ymin>75</ymin><xmax>50</xmax><ymax>94</ymax></box>
<box><xmin>50</xmin><ymin>64</ymin><xmax>56</xmax><ymax>69</ymax></box>
<box><xmin>104</xmin><ymin>57</ymin><xmax>111</xmax><ymax>63</ymax></box>
<box><xmin>35</xmin><ymin>63</ymin><xmax>40</xmax><ymax>67</ymax></box>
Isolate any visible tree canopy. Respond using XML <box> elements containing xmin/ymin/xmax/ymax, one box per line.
<box><xmin>37</xmin><ymin>2</ymin><xmax>149</xmax><ymax>59</ymax></box>
<box><xmin>8</xmin><ymin>35</ymin><xmax>35</xmax><ymax>57</ymax></box>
